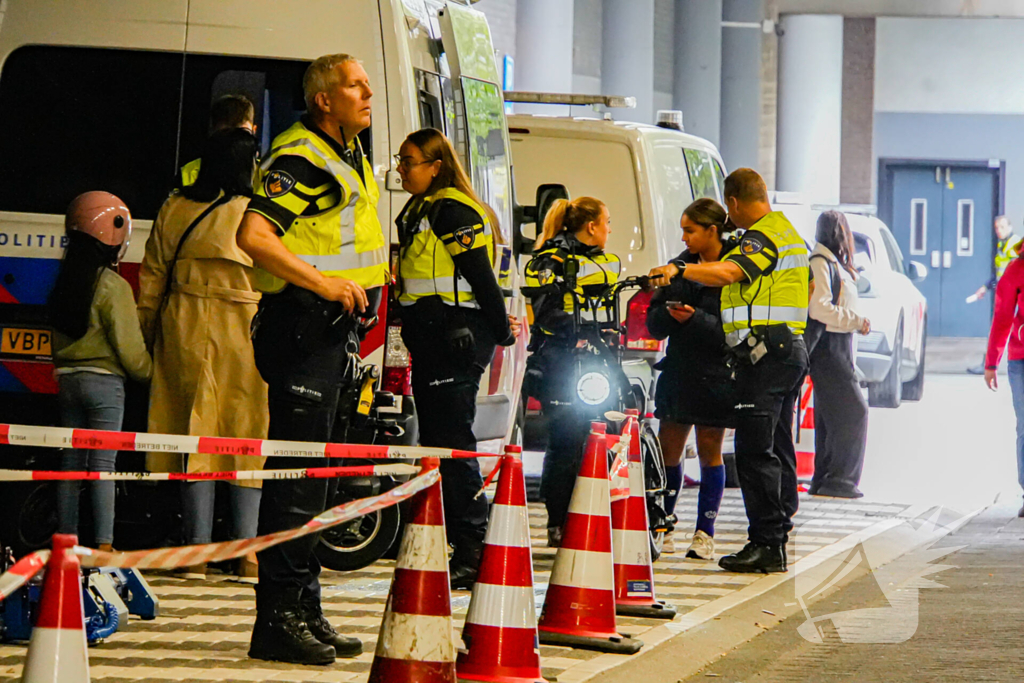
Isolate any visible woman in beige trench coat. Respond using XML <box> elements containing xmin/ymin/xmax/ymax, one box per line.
<box><xmin>138</xmin><ymin>128</ymin><xmax>268</xmax><ymax>581</ymax></box>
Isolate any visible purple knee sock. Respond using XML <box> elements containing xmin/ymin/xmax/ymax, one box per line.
<box><xmin>695</xmin><ymin>465</ymin><xmax>726</xmax><ymax>537</ymax></box>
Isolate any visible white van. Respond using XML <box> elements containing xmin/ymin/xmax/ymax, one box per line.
<box><xmin>508</xmin><ymin>113</ymin><xmax>728</xmax><ymax>399</ymax></box>
<box><xmin>0</xmin><ymin>0</ymin><xmax>530</xmax><ymax>443</ymax></box>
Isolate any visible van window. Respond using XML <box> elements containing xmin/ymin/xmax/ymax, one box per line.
<box><xmin>0</xmin><ymin>46</ymin><xmax>184</xmax><ymax>220</ymax></box>
<box><xmin>179</xmin><ymin>55</ymin><xmax>309</xmax><ymax>169</ymax></box>
<box><xmin>684</xmin><ymin>148</ymin><xmax>718</xmax><ymax>201</ymax></box>
<box><xmin>509</xmin><ymin>134</ymin><xmax>643</xmax><ymax>269</ymax></box>
<box><xmin>650</xmin><ymin>143</ymin><xmax>694</xmax><ymax>241</ymax></box>
<box><xmin>461</xmin><ymin>78</ymin><xmax>512</xmax><ymax>242</ymax></box>
<box><xmin>878</xmin><ymin>225</ymin><xmax>905</xmax><ymax>274</ymax></box>
<box><xmin>713</xmin><ymin>158</ymin><xmax>726</xmax><ymax>196</ymax></box>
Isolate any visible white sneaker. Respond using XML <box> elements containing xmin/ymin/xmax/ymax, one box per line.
<box><xmin>662</xmin><ymin>531</ymin><xmax>676</xmax><ymax>554</ymax></box>
<box><xmin>685</xmin><ymin>530</ymin><xmax>715</xmax><ymax>560</ymax></box>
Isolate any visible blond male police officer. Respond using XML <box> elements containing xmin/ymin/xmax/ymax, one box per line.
<box><xmin>237</xmin><ymin>54</ymin><xmax>386</xmax><ymax>666</ymax></box>
<box><xmin>650</xmin><ymin>168</ymin><xmax>809</xmax><ymax>574</ymax></box>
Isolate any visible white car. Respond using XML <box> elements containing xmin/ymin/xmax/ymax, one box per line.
<box><xmin>781</xmin><ymin>204</ymin><xmax>929</xmax><ymax>408</ymax></box>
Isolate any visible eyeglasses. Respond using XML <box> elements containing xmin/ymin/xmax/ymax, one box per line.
<box><xmin>393</xmin><ymin>153</ymin><xmax>432</xmax><ymax>171</ymax></box>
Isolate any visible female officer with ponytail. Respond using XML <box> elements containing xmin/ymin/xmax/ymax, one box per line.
<box><xmin>395</xmin><ymin>128</ymin><xmax>519</xmax><ymax>590</ymax></box>
<box><xmin>523</xmin><ymin>197</ymin><xmax>621</xmax><ymax>547</ymax></box>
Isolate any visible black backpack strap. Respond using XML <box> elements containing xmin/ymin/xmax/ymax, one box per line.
<box><xmin>160</xmin><ymin>194</ymin><xmax>232</xmax><ymax>310</ymax></box>
<box><xmin>810</xmin><ymin>253</ymin><xmax>841</xmax><ymax>306</ymax></box>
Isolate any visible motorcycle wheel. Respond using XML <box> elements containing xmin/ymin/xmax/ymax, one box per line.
<box><xmin>315</xmin><ymin>501</ymin><xmax>401</xmax><ymax>572</ymax></box>
<box><xmin>639</xmin><ymin>421</ymin><xmax>666</xmax><ymax>562</ymax></box>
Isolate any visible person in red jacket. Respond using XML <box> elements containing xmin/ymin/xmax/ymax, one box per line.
<box><xmin>984</xmin><ymin>243</ymin><xmax>1024</xmax><ymax>516</ymax></box>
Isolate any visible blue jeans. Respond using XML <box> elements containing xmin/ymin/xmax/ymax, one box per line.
<box><xmin>182</xmin><ymin>481</ymin><xmax>261</xmax><ymax>545</ymax></box>
<box><xmin>56</xmin><ymin>372</ymin><xmax>125</xmax><ymax>546</ymax></box>
<box><xmin>1007</xmin><ymin>360</ymin><xmax>1024</xmax><ymax>494</ymax></box>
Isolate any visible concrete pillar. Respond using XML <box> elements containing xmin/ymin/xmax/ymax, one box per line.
<box><xmin>841</xmin><ymin>17</ymin><xmax>875</xmax><ymax>205</ymax></box>
<box><xmin>514</xmin><ymin>0</ymin><xmax>575</xmax><ymax>115</ymax></box>
<box><xmin>776</xmin><ymin>14</ymin><xmax>844</xmax><ymax>205</ymax></box>
<box><xmin>674</xmin><ymin>0</ymin><xmax>723</xmax><ymax>146</ymax></box>
<box><xmin>602</xmin><ymin>0</ymin><xmax>655</xmax><ymax>124</ymax></box>
<box><xmin>719</xmin><ymin>0</ymin><xmax>763</xmax><ymax>172</ymax></box>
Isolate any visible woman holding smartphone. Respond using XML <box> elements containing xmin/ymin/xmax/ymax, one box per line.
<box><xmin>646</xmin><ymin>198</ymin><xmax>737</xmax><ymax>559</ymax></box>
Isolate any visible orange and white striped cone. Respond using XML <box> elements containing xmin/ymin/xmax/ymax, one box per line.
<box><xmin>368</xmin><ymin>458</ymin><xmax>457</xmax><ymax>683</ymax></box>
<box><xmin>21</xmin><ymin>534</ymin><xmax>89</xmax><ymax>683</ymax></box>
<box><xmin>538</xmin><ymin>423</ymin><xmax>642</xmax><ymax>655</ymax></box>
<box><xmin>457</xmin><ymin>445</ymin><xmax>544</xmax><ymax>683</ymax></box>
<box><xmin>611</xmin><ymin>412</ymin><xmax>676</xmax><ymax>619</ymax></box>
<box><xmin>795</xmin><ymin>377</ymin><xmax>815</xmax><ymax>485</ymax></box>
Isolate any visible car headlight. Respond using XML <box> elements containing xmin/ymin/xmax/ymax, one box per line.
<box><xmin>577</xmin><ymin>371</ymin><xmax>612</xmax><ymax>406</ymax></box>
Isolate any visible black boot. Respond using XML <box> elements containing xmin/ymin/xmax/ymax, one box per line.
<box><xmin>250</xmin><ymin>587</ymin><xmax>335</xmax><ymax>665</ymax></box>
<box><xmin>449</xmin><ymin>539</ymin><xmax>484</xmax><ymax>591</ymax></box>
<box><xmin>299</xmin><ymin>590</ymin><xmax>363</xmax><ymax>658</ymax></box>
<box><xmin>718</xmin><ymin>542</ymin><xmax>786</xmax><ymax>574</ymax></box>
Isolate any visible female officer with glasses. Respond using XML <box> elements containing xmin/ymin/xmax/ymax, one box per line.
<box><xmin>394</xmin><ymin>128</ymin><xmax>519</xmax><ymax>590</ymax></box>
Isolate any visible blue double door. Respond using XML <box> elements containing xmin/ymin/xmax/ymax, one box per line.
<box><xmin>886</xmin><ymin>164</ymin><xmax>998</xmax><ymax>338</ymax></box>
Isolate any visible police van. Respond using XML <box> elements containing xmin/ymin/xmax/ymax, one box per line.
<box><xmin>508</xmin><ymin>109</ymin><xmax>729</xmax><ymax>406</ymax></box>
<box><xmin>0</xmin><ymin>0</ymin><xmax>531</xmax><ymax>449</ymax></box>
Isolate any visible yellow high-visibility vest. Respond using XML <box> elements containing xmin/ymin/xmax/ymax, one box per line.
<box><xmin>179</xmin><ymin>158</ymin><xmax>201</xmax><ymax>187</ymax></box>
<box><xmin>524</xmin><ymin>238</ymin><xmax>621</xmax><ymax>333</ymax></box>
<box><xmin>721</xmin><ymin>212</ymin><xmax>809</xmax><ymax>347</ymax></box>
<box><xmin>995</xmin><ymin>234</ymin><xmax>1022</xmax><ymax>279</ymax></box>
<box><xmin>397</xmin><ymin>187</ymin><xmax>494</xmax><ymax>308</ymax></box>
<box><xmin>249</xmin><ymin>121</ymin><xmax>387</xmax><ymax>293</ymax></box>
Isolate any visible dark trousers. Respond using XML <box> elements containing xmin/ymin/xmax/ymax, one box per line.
<box><xmin>251</xmin><ymin>290</ymin><xmax>357</xmax><ymax>611</ymax></box>
<box><xmin>809</xmin><ymin>331</ymin><xmax>868</xmax><ymax>492</ymax></box>
<box><xmin>733</xmin><ymin>338</ymin><xmax>808</xmax><ymax>546</ymax></box>
<box><xmin>402</xmin><ymin>306</ymin><xmax>493</xmax><ymax>557</ymax></box>
<box><xmin>539</xmin><ymin>403</ymin><xmax>591</xmax><ymax>529</ymax></box>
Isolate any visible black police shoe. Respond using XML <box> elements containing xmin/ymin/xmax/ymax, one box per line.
<box><xmin>718</xmin><ymin>542</ymin><xmax>787</xmax><ymax>574</ymax></box>
<box><xmin>450</xmin><ymin>542</ymin><xmax>484</xmax><ymax>591</ymax></box>
<box><xmin>300</xmin><ymin>598</ymin><xmax>363</xmax><ymax>658</ymax></box>
<box><xmin>249</xmin><ymin>608</ymin><xmax>336</xmax><ymax>665</ymax></box>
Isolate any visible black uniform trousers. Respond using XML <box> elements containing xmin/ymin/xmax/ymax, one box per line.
<box><xmin>251</xmin><ymin>289</ymin><xmax>358</xmax><ymax>612</ymax></box>
<box><xmin>733</xmin><ymin>337</ymin><xmax>808</xmax><ymax>546</ymax></box>
<box><xmin>808</xmin><ymin>331</ymin><xmax>868</xmax><ymax>492</ymax></box>
<box><xmin>401</xmin><ymin>306</ymin><xmax>493</xmax><ymax>558</ymax></box>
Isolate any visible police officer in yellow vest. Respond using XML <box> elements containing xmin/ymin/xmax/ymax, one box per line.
<box><xmin>394</xmin><ymin>128</ymin><xmax>518</xmax><ymax>590</ymax></box>
<box><xmin>522</xmin><ymin>197</ymin><xmax>623</xmax><ymax>547</ymax></box>
<box><xmin>968</xmin><ymin>215</ymin><xmax>1023</xmax><ymax>374</ymax></box>
<box><xmin>237</xmin><ymin>54</ymin><xmax>386</xmax><ymax>666</ymax></box>
<box><xmin>650</xmin><ymin>169</ymin><xmax>809</xmax><ymax>574</ymax></box>
<box><xmin>178</xmin><ymin>94</ymin><xmax>256</xmax><ymax>188</ymax></box>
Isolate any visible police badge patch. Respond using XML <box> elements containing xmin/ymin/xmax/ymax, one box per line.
<box><xmin>740</xmin><ymin>237</ymin><xmax>763</xmax><ymax>255</ymax></box>
<box><xmin>453</xmin><ymin>225</ymin><xmax>477</xmax><ymax>249</ymax></box>
<box><xmin>264</xmin><ymin>170</ymin><xmax>296</xmax><ymax>198</ymax></box>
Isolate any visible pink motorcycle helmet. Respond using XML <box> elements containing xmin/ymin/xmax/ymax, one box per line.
<box><xmin>65</xmin><ymin>191</ymin><xmax>132</xmax><ymax>262</ymax></box>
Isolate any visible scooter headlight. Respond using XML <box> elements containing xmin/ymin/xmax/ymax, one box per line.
<box><xmin>577</xmin><ymin>371</ymin><xmax>612</xmax><ymax>406</ymax></box>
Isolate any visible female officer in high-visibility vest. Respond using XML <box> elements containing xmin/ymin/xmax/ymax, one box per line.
<box><xmin>522</xmin><ymin>196</ymin><xmax>621</xmax><ymax>547</ymax></box>
<box><xmin>394</xmin><ymin>127</ymin><xmax>519</xmax><ymax>590</ymax></box>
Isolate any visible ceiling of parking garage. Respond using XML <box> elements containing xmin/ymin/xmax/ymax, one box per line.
<box><xmin>776</xmin><ymin>0</ymin><xmax>1024</xmax><ymax>18</ymax></box>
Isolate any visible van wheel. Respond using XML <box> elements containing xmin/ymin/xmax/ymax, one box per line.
<box><xmin>868</xmin><ymin>321</ymin><xmax>903</xmax><ymax>408</ymax></box>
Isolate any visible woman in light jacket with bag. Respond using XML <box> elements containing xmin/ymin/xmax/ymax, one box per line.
<box><xmin>138</xmin><ymin>128</ymin><xmax>268</xmax><ymax>580</ymax></box>
<box><xmin>806</xmin><ymin>210</ymin><xmax>871</xmax><ymax>499</ymax></box>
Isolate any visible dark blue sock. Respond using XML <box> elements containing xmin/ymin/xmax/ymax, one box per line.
<box><xmin>665</xmin><ymin>464</ymin><xmax>683</xmax><ymax>519</ymax></box>
<box><xmin>695</xmin><ymin>465</ymin><xmax>726</xmax><ymax>537</ymax></box>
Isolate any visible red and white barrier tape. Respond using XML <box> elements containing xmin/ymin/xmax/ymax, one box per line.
<box><xmin>75</xmin><ymin>467</ymin><xmax>440</xmax><ymax>570</ymax></box>
<box><xmin>0</xmin><ymin>424</ymin><xmax>480</xmax><ymax>460</ymax></box>
<box><xmin>0</xmin><ymin>463</ymin><xmax>418</xmax><ymax>482</ymax></box>
<box><xmin>0</xmin><ymin>550</ymin><xmax>50</xmax><ymax>602</ymax></box>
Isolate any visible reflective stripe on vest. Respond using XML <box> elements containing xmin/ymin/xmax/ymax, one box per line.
<box><xmin>397</xmin><ymin>187</ymin><xmax>495</xmax><ymax>308</ymax></box>
<box><xmin>524</xmin><ymin>246</ymin><xmax>621</xmax><ymax>326</ymax></box>
<box><xmin>252</xmin><ymin>121</ymin><xmax>387</xmax><ymax>293</ymax></box>
<box><xmin>995</xmin><ymin>234</ymin><xmax>1022</xmax><ymax>279</ymax></box>
<box><xmin>720</xmin><ymin>212</ymin><xmax>809</xmax><ymax>347</ymax></box>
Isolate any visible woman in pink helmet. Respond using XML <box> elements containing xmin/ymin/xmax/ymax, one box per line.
<box><xmin>48</xmin><ymin>192</ymin><xmax>153</xmax><ymax>552</ymax></box>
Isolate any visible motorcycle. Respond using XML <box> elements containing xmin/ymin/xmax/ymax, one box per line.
<box><xmin>552</xmin><ymin>271</ymin><xmax>670</xmax><ymax>560</ymax></box>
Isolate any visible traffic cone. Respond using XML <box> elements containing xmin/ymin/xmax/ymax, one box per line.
<box><xmin>795</xmin><ymin>377</ymin><xmax>815</xmax><ymax>481</ymax></box>
<box><xmin>611</xmin><ymin>412</ymin><xmax>676</xmax><ymax>619</ymax></box>
<box><xmin>368</xmin><ymin>457</ymin><xmax>456</xmax><ymax>683</ymax></box>
<box><xmin>457</xmin><ymin>445</ymin><xmax>544</xmax><ymax>683</ymax></box>
<box><xmin>538</xmin><ymin>423</ymin><xmax>642</xmax><ymax>655</ymax></box>
<box><xmin>21</xmin><ymin>533</ymin><xmax>89</xmax><ymax>683</ymax></box>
